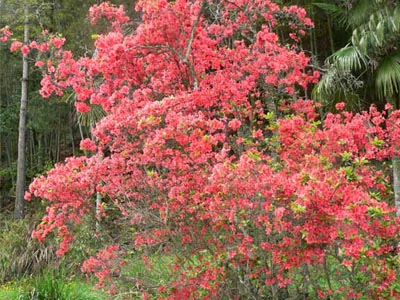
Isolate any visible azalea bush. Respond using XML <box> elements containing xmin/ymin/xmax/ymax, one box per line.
<box><xmin>3</xmin><ymin>0</ymin><xmax>400</xmax><ymax>299</ymax></box>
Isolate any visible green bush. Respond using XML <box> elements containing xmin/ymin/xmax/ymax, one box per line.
<box><xmin>0</xmin><ymin>212</ymin><xmax>115</xmax><ymax>284</ymax></box>
<box><xmin>0</xmin><ymin>217</ymin><xmax>58</xmax><ymax>284</ymax></box>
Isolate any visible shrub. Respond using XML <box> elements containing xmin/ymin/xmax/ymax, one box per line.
<box><xmin>13</xmin><ymin>0</ymin><xmax>400</xmax><ymax>298</ymax></box>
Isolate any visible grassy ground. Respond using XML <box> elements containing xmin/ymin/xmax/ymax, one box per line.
<box><xmin>0</xmin><ymin>275</ymin><xmax>107</xmax><ymax>300</ymax></box>
<box><xmin>0</xmin><ymin>251</ymin><xmax>175</xmax><ymax>300</ymax></box>
<box><xmin>0</xmin><ymin>214</ymin><xmax>179</xmax><ymax>300</ymax></box>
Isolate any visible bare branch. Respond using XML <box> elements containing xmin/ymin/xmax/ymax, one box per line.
<box><xmin>185</xmin><ymin>0</ymin><xmax>206</xmax><ymax>60</ymax></box>
<box><xmin>137</xmin><ymin>44</ymin><xmax>199</xmax><ymax>90</ymax></box>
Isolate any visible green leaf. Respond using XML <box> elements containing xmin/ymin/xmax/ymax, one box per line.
<box><xmin>347</xmin><ymin>0</ymin><xmax>375</xmax><ymax>28</ymax></box>
<box><xmin>313</xmin><ymin>3</ymin><xmax>341</xmax><ymax>14</ymax></box>
<box><xmin>370</xmin><ymin>136</ymin><xmax>384</xmax><ymax>147</ymax></box>
<box><xmin>367</xmin><ymin>206</ymin><xmax>384</xmax><ymax>217</ymax></box>
<box><xmin>328</xmin><ymin>45</ymin><xmax>366</xmax><ymax>71</ymax></box>
<box><xmin>340</xmin><ymin>151</ymin><xmax>352</xmax><ymax>162</ymax></box>
<box><xmin>290</xmin><ymin>202</ymin><xmax>306</xmax><ymax>213</ymax></box>
<box><xmin>375</xmin><ymin>51</ymin><xmax>400</xmax><ymax>100</ymax></box>
<box><xmin>263</xmin><ymin>111</ymin><xmax>274</xmax><ymax>120</ymax></box>
<box><xmin>313</xmin><ymin>2</ymin><xmax>347</xmax><ymax>26</ymax></box>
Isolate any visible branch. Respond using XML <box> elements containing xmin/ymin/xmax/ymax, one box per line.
<box><xmin>185</xmin><ymin>0</ymin><xmax>206</xmax><ymax>60</ymax></box>
<box><xmin>137</xmin><ymin>44</ymin><xmax>199</xmax><ymax>90</ymax></box>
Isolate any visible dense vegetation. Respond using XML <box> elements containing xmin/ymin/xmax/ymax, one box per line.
<box><xmin>1</xmin><ymin>0</ymin><xmax>400</xmax><ymax>299</ymax></box>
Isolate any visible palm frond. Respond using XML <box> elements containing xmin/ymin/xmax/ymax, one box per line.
<box><xmin>312</xmin><ymin>67</ymin><xmax>363</xmax><ymax>111</ymax></box>
<box><xmin>327</xmin><ymin>45</ymin><xmax>367</xmax><ymax>71</ymax></box>
<box><xmin>375</xmin><ymin>52</ymin><xmax>400</xmax><ymax>101</ymax></box>
<box><xmin>388</xmin><ymin>7</ymin><xmax>400</xmax><ymax>32</ymax></box>
<box><xmin>78</xmin><ymin>104</ymin><xmax>106</xmax><ymax>128</ymax></box>
<box><xmin>59</xmin><ymin>92</ymin><xmax>75</xmax><ymax>103</ymax></box>
<box><xmin>347</xmin><ymin>0</ymin><xmax>376</xmax><ymax>29</ymax></box>
<box><xmin>347</xmin><ymin>6</ymin><xmax>400</xmax><ymax>61</ymax></box>
<box><xmin>351</xmin><ymin>29</ymin><xmax>368</xmax><ymax>55</ymax></box>
<box><xmin>313</xmin><ymin>2</ymin><xmax>347</xmax><ymax>26</ymax></box>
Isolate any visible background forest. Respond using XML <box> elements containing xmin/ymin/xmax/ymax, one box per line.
<box><xmin>1</xmin><ymin>0</ymin><xmax>400</xmax><ymax>299</ymax></box>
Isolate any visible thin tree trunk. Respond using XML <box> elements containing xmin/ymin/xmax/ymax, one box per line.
<box><xmin>91</xmin><ymin>123</ymin><xmax>102</xmax><ymax>232</ymax></box>
<box><xmin>15</xmin><ymin>5</ymin><xmax>29</xmax><ymax>220</ymax></box>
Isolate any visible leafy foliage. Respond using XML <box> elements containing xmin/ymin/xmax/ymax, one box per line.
<box><xmin>313</xmin><ymin>0</ymin><xmax>400</xmax><ymax>108</ymax></box>
<box><xmin>0</xmin><ymin>217</ymin><xmax>58</xmax><ymax>284</ymax></box>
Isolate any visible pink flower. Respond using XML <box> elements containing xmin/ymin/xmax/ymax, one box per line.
<box><xmin>228</xmin><ymin>119</ymin><xmax>241</xmax><ymax>131</ymax></box>
<box><xmin>30</xmin><ymin>41</ymin><xmax>38</xmax><ymax>49</ymax></box>
<box><xmin>343</xmin><ymin>260</ymin><xmax>353</xmax><ymax>268</ymax></box>
<box><xmin>286</xmin><ymin>86</ymin><xmax>294</xmax><ymax>95</ymax></box>
<box><xmin>35</xmin><ymin>60</ymin><xmax>45</xmax><ymax>68</ymax></box>
<box><xmin>51</xmin><ymin>37</ymin><xmax>65</xmax><ymax>48</ymax></box>
<box><xmin>0</xmin><ymin>26</ymin><xmax>12</xmax><ymax>42</ymax></box>
<box><xmin>38</xmin><ymin>42</ymin><xmax>50</xmax><ymax>52</ymax></box>
<box><xmin>335</xmin><ymin>102</ymin><xmax>346</xmax><ymax>110</ymax></box>
<box><xmin>385</xmin><ymin>103</ymin><xmax>393</xmax><ymax>110</ymax></box>
<box><xmin>24</xmin><ymin>191</ymin><xmax>32</xmax><ymax>201</ymax></box>
<box><xmin>80</xmin><ymin>138</ymin><xmax>97</xmax><ymax>152</ymax></box>
<box><xmin>21</xmin><ymin>45</ymin><xmax>30</xmax><ymax>55</ymax></box>
<box><xmin>10</xmin><ymin>41</ymin><xmax>22</xmax><ymax>52</ymax></box>
<box><xmin>75</xmin><ymin>101</ymin><xmax>91</xmax><ymax>113</ymax></box>
<box><xmin>252</xmin><ymin>129</ymin><xmax>263</xmax><ymax>139</ymax></box>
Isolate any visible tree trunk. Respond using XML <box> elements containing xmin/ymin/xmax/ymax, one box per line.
<box><xmin>393</xmin><ymin>157</ymin><xmax>400</xmax><ymax>217</ymax></box>
<box><xmin>15</xmin><ymin>5</ymin><xmax>29</xmax><ymax>220</ymax></box>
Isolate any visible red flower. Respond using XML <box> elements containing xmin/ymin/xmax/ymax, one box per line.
<box><xmin>228</xmin><ymin>119</ymin><xmax>241</xmax><ymax>131</ymax></box>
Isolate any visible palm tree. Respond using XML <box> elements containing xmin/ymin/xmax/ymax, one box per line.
<box><xmin>313</xmin><ymin>0</ymin><xmax>400</xmax><ymax>110</ymax></box>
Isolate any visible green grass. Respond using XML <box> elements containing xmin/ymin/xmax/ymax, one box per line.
<box><xmin>123</xmin><ymin>252</ymin><xmax>173</xmax><ymax>285</ymax></box>
<box><xmin>0</xmin><ymin>274</ymin><xmax>107</xmax><ymax>300</ymax></box>
<box><xmin>0</xmin><ymin>250</ymin><xmax>176</xmax><ymax>300</ymax></box>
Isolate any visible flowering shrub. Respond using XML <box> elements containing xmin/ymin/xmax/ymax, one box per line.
<box><xmin>82</xmin><ymin>245</ymin><xmax>123</xmax><ymax>293</ymax></box>
<box><xmin>0</xmin><ymin>26</ymin><xmax>12</xmax><ymax>42</ymax></box>
<box><xmin>3</xmin><ymin>0</ymin><xmax>399</xmax><ymax>298</ymax></box>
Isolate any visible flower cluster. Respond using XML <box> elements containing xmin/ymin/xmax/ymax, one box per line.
<box><xmin>0</xmin><ymin>26</ymin><xmax>12</xmax><ymax>42</ymax></box>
